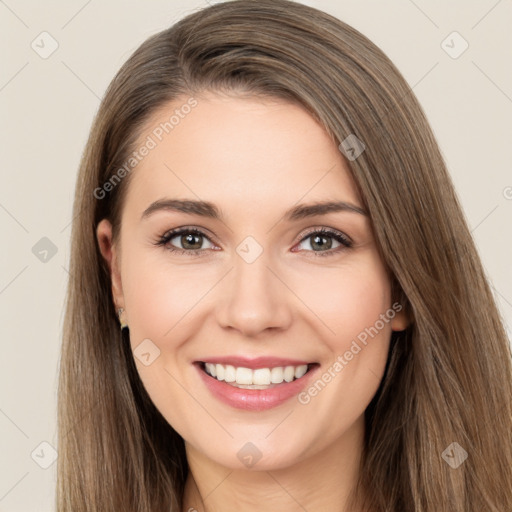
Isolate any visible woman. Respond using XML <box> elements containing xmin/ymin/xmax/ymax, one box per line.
<box><xmin>57</xmin><ymin>1</ymin><xmax>512</xmax><ymax>511</ymax></box>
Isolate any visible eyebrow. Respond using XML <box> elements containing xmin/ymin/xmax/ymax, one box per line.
<box><xmin>141</xmin><ymin>198</ymin><xmax>368</xmax><ymax>221</ymax></box>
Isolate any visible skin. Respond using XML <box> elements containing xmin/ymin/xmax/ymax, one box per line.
<box><xmin>97</xmin><ymin>91</ymin><xmax>408</xmax><ymax>512</ymax></box>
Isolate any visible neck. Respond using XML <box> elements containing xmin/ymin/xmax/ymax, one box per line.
<box><xmin>181</xmin><ymin>415</ymin><xmax>366</xmax><ymax>512</ymax></box>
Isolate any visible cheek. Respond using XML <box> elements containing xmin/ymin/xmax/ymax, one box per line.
<box><xmin>290</xmin><ymin>258</ymin><xmax>393</xmax><ymax>447</ymax></box>
<box><xmin>121</xmin><ymin>246</ymin><xmax>210</xmax><ymax>344</ymax></box>
<box><xmin>119</xmin><ymin>247</ymin><xmax>209</xmax><ymax>435</ymax></box>
<box><xmin>291</xmin><ymin>256</ymin><xmax>392</xmax><ymax>345</ymax></box>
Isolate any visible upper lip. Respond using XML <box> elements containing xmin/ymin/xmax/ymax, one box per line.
<box><xmin>196</xmin><ymin>356</ymin><xmax>316</xmax><ymax>369</ymax></box>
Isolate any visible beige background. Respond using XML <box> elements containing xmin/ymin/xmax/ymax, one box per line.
<box><xmin>1</xmin><ymin>0</ymin><xmax>511</xmax><ymax>510</ymax></box>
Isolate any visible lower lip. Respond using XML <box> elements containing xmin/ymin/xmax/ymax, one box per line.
<box><xmin>194</xmin><ymin>363</ymin><xmax>319</xmax><ymax>411</ymax></box>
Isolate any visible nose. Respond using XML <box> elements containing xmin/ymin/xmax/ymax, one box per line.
<box><xmin>216</xmin><ymin>248</ymin><xmax>293</xmax><ymax>337</ymax></box>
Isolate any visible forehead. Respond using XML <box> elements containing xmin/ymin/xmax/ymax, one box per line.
<box><xmin>124</xmin><ymin>92</ymin><xmax>362</xmax><ymax>215</ymax></box>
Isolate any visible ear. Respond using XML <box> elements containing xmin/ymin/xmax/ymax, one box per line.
<box><xmin>389</xmin><ymin>279</ymin><xmax>411</xmax><ymax>332</ymax></box>
<box><xmin>390</xmin><ymin>307</ymin><xmax>409</xmax><ymax>332</ymax></box>
<box><xmin>96</xmin><ymin>219</ymin><xmax>124</xmax><ymax>311</ymax></box>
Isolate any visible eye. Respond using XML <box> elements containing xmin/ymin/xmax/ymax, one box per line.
<box><xmin>294</xmin><ymin>228</ymin><xmax>352</xmax><ymax>257</ymax></box>
<box><xmin>154</xmin><ymin>226</ymin><xmax>353</xmax><ymax>258</ymax></box>
<box><xmin>155</xmin><ymin>227</ymin><xmax>216</xmax><ymax>256</ymax></box>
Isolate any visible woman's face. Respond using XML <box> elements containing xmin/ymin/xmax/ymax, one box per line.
<box><xmin>97</xmin><ymin>91</ymin><xmax>407</xmax><ymax>470</ymax></box>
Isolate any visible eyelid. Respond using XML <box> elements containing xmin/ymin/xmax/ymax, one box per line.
<box><xmin>156</xmin><ymin>226</ymin><xmax>219</xmax><ymax>255</ymax></box>
<box><xmin>292</xmin><ymin>226</ymin><xmax>353</xmax><ymax>257</ymax></box>
<box><xmin>296</xmin><ymin>226</ymin><xmax>353</xmax><ymax>245</ymax></box>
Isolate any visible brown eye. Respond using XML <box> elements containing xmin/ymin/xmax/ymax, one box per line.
<box><xmin>179</xmin><ymin>232</ymin><xmax>203</xmax><ymax>250</ymax></box>
<box><xmin>157</xmin><ymin>228</ymin><xmax>215</xmax><ymax>255</ymax></box>
<box><xmin>295</xmin><ymin>228</ymin><xmax>352</xmax><ymax>256</ymax></box>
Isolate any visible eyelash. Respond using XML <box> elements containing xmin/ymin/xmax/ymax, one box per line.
<box><xmin>154</xmin><ymin>226</ymin><xmax>353</xmax><ymax>258</ymax></box>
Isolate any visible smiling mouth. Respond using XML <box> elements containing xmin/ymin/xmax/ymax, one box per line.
<box><xmin>198</xmin><ymin>361</ymin><xmax>318</xmax><ymax>389</ymax></box>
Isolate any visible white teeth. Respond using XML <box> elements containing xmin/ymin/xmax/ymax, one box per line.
<box><xmin>230</xmin><ymin>383</ymin><xmax>273</xmax><ymax>389</ymax></box>
<box><xmin>203</xmin><ymin>363</ymin><xmax>309</xmax><ymax>385</ymax></box>
<box><xmin>253</xmin><ymin>368</ymin><xmax>271</xmax><ymax>385</ymax></box>
<box><xmin>270</xmin><ymin>367</ymin><xmax>284</xmax><ymax>383</ymax></box>
<box><xmin>224</xmin><ymin>365</ymin><xmax>236</xmax><ymax>382</ymax></box>
<box><xmin>236</xmin><ymin>367</ymin><xmax>253</xmax><ymax>385</ymax></box>
<box><xmin>205</xmin><ymin>363</ymin><xmax>216</xmax><ymax>377</ymax></box>
<box><xmin>283</xmin><ymin>366</ymin><xmax>295</xmax><ymax>382</ymax></box>
<box><xmin>295</xmin><ymin>365</ymin><xmax>307</xmax><ymax>379</ymax></box>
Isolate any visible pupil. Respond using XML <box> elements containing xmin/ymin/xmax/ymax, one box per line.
<box><xmin>312</xmin><ymin>234</ymin><xmax>332</xmax><ymax>251</ymax></box>
<box><xmin>182</xmin><ymin>233</ymin><xmax>201</xmax><ymax>250</ymax></box>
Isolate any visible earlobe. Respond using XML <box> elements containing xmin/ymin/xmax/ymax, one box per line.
<box><xmin>96</xmin><ymin>219</ymin><xmax>125</xmax><ymax>310</ymax></box>
<box><xmin>391</xmin><ymin>308</ymin><xmax>410</xmax><ymax>332</ymax></box>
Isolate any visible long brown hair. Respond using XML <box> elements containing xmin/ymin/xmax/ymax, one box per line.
<box><xmin>57</xmin><ymin>1</ymin><xmax>512</xmax><ymax>510</ymax></box>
